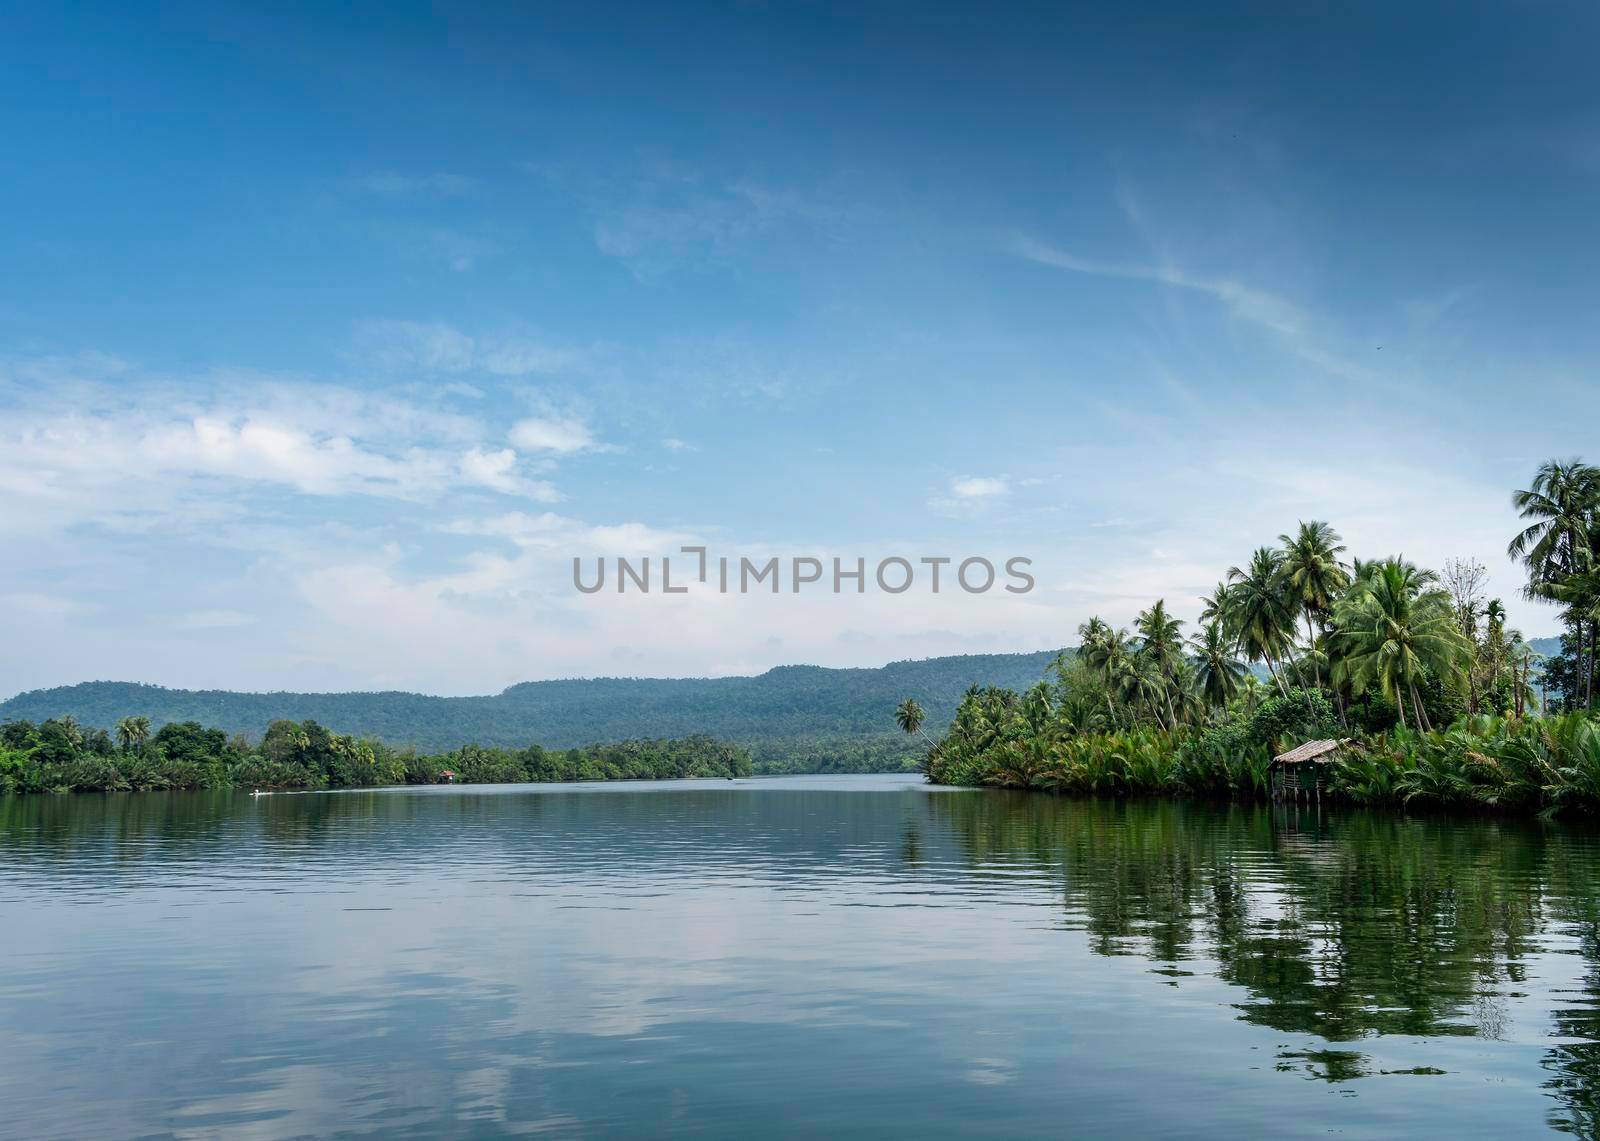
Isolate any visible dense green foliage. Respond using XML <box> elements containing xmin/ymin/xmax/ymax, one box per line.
<box><xmin>0</xmin><ymin>652</ymin><xmax>1059</xmax><ymax>772</ymax></box>
<box><xmin>912</xmin><ymin>459</ymin><xmax>1600</xmax><ymax>816</ymax></box>
<box><xmin>0</xmin><ymin>715</ymin><xmax>750</xmax><ymax>796</ymax></box>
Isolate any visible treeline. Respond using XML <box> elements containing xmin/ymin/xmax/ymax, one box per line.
<box><xmin>0</xmin><ymin>716</ymin><xmax>750</xmax><ymax>796</ymax></box>
<box><xmin>748</xmin><ymin>734</ymin><xmax>922</xmax><ymax>775</ymax></box>
<box><xmin>0</xmin><ymin>652</ymin><xmax>1060</xmax><ymax>755</ymax></box>
<box><xmin>902</xmin><ymin>458</ymin><xmax>1600</xmax><ymax>816</ymax></box>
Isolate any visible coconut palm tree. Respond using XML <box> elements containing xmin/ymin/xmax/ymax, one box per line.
<box><xmin>1332</xmin><ymin>558</ymin><xmax>1473</xmax><ymax>730</ymax></box>
<box><xmin>1199</xmin><ymin>581</ymin><xmax>1233</xmax><ymax>630</ymax></box>
<box><xmin>1278</xmin><ymin>521</ymin><xmax>1350</xmax><ymax>685</ymax></box>
<box><xmin>1078</xmin><ymin>617</ymin><xmax>1133</xmax><ymax>729</ymax></box>
<box><xmin>115</xmin><ymin>715</ymin><xmax>151</xmax><ymax>752</ymax></box>
<box><xmin>1509</xmin><ymin>460</ymin><xmax>1599</xmax><ymax>588</ymax></box>
<box><xmin>1190</xmin><ymin>620</ymin><xmax>1245</xmax><ymax>712</ymax></box>
<box><xmin>895</xmin><ymin>698</ymin><xmax>927</xmax><ymax>740</ymax></box>
<box><xmin>1120</xmin><ymin>652</ymin><xmax>1175</xmax><ymax>730</ymax></box>
<box><xmin>1135</xmin><ymin>600</ymin><xmax>1185</xmax><ymax>727</ymax></box>
<box><xmin>1226</xmin><ymin>547</ymin><xmax>1297</xmax><ymax>695</ymax></box>
<box><xmin>1510</xmin><ymin>459</ymin><xmax>1600</xmax><ymax>707</ymax></box>
<box><xmin>1235</xmin><ymin>673</ymin><xmax>1268</xmax><ymax>715</ymax></box>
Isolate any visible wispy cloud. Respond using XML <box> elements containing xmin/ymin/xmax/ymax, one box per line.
<box><xmin>508</xmin><ymin>416</ymin><xmax>597</xmax><ymax>454</ymax></box>
<box><xmin>928</xmin><ymin>474</ymin><xmax>1010</xmax><ymax>517</ymax></box>
<box><xmin>1006</xmin><ymin>233</ymin><xmax>1305</xmax><ymax>337</ymax></box>
<box><xmin>1006</xmin><ymin>230</ymin><xmax>1376</xmax><ymax>385</ymax></box>
<box><xmin>355</xmin><ymin>320</ymin><xmax>585</xmax><ymax>377</ymax></box>
<box><xmin>949</xmin><ymin>475</ymin><xmax>1009</xmax><ymax>499</ymax></box>
<box><xmin>587</xmin><ymin>164</ymin><xmax>856</xmax><ymax>278</ymax></box>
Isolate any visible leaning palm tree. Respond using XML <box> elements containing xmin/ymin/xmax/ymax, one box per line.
<box><xmin>1332</xmin><ymin>558</ymin><xmax>1473</xmax><ymax>730</ymax></box>
<box><xmin>115</xmin><ymin>715</ymin><xmax>151</xmax><ymax>752</ymax></box>
<box><xmin>1190</xmin><ymin>620</ymin><xmax>1246</xmax><ymax>712</ymax></box>
<box><xmin>1119</xmin><ymin>652</ymin><xmax>1174</xmax><ymax>730</ymax></box>
<box><xmin>1226</xmin><ymin>547</ymin><xmax>1297</xmax><ymax>695</ymax></box>
<box><xmin>1279</xmin><ymin>521</ymin><xmax>1350</xmax><ymax>685</ymax></box>
<box><xmin>895</xmin><ymin>698</ymin><xmax>928</xmax><ymax>740</ymax></box>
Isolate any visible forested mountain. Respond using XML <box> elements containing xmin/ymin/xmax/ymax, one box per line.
<box><xmin>0</xmin><ymin>652</ymin><xmax>1062</xmax><ymax>771</ymax></box>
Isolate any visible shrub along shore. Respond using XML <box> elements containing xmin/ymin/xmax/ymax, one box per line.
<box><xmin>0</xmin><ymin>717</ymin><xmax>751</xmax><ymax>796</ymax></box>
<box><xmin>897</xmin><ymin>458</ymin><xmax>1600</xmax><ymax>818</ymax></box>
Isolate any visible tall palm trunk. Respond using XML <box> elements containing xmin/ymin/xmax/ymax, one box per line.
<box><xmin>1277</xmin><ymin>638</ymin><xmax>1319</xmax><ymax>718</ymax></box>
<box><xmin>1264</xmin><ymin>656</ymin><xmax>1288</xmax><ymax>697</ymax></box>
<box><xmin>1588</xmin><ymin>618</ymin><xmax>1596</xmax><ymax>710</ymax></box>
<box><xmin>1410</xmin><ymin>684</ymin><xmax>1431</xmax><ymax>732</ymax></box>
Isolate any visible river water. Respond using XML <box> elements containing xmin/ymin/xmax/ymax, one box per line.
<box><xmin>3</xmin><ymin>774</ymin><xmax>1598</xmax><ymax>1137</ymax></box>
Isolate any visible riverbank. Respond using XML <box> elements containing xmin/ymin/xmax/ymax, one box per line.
<box><xmin>923</xmin><ymin>699</ymin><xmax>1600</xmax><ymax>818</ymax></box>
<box><xmin>0</xmin><ymin>716</ymin><xmax>751</xmax><ymax>796</ymax></box>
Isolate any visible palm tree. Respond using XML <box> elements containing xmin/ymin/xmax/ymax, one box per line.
<box><xmin>1226</xmin><ymin>547</ymin><xmax>1297</xmax><ymax>695</ymax></box>
<box><xmin>1235</xmin><ymin>673</ymin><xmax>1268</xmax><ymax>715</ymax></box>
<box><xmin>1278</xmin><ymin>521</ymin><xmax>1350</xmax><ymax>685</ymax></box>
<box><xmin>1510</xmin><ymin>459</ymin><xmax>1600</xmax><ymax>708</ymax></box>
<box><xmin>1135</xmin><ymin>600</ymin><xmax>1185</xmax><ymax>728</ymax></box>
<box><xmin>1078</xmin><ymin>617</ymin><xmax>1132</xmax><ymax>729</ymax></box>
<box><xmin>1121</xmin><ymin>652</ymin><xmax>1174</xmax><ymax>730</ymax></box>
<box><xmin>1509</xmin><ymin>460</ymin><xmax>1599</xmax><ymax>588</ymax></box>
<box><xmin>115</xmin><ymin>715</ymin><xmax>151</xmax><ymax>752</ymax></box>
<box><xmin>1332</xmin><ymin>558</ymin><xmax>1473</xmax><ymax>730</ymax></box>
<box><xmin>1199</xmin><ymin>581</ymin><xmax>1233</xmax><ymax>630</ymax></box>
<box><xmin>895</xmin><ymin>698</ymin><xmax>928</xmax><ymax>740</ymax></box>
<box><xmin>1546</xmin><ymin>548</ymin><xmax>1600</xmax><ymax>710</ymax></box>
<box><xmin>1190</xmin><ymin>620</ymin><xmax>1245</xmax><ymax>712</ymax></box>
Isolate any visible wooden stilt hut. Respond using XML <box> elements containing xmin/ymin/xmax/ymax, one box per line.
<box><xmin>1270</xmin><ymin>739</ymin><xmax>1346</xmax><ymax>801</ymax></box>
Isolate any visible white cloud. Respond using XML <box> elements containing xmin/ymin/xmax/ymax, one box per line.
<box><xmin>508</xmin><ymin>416</ymin><xmax>597</xmax><ymax>454</ymax></box>
<box><xmin>661</xmin><ymin>437</ymin><xmax>696</xmax><ymax>452</ymax></box>
<box><xmin>928</xmin><ymin>475</ymin><xmax>1011</xmax><ymax>517</ymax></box>
<box><xmin>281</xmin><ymin>536</ymin><xmax>1074</xmax><ymax>693</ymax></box>
<box><xmin>0</xmin><ymin>377</ymin><xmax>563</xmax><ymax>537</ymax></box>
<box><xmin>458</xmin><ymin>448</ymin><xmax>560</xmax><ymax>500</ymax></box>
<box><xmin>442</xmin><ymin>511</ymin><xmax>695</xmax><ymax>554</ymax></box>
<box><xmin>950</xmin><ymin>476</ymin><xmax>1009</xmax><ymax>499</ymax></box>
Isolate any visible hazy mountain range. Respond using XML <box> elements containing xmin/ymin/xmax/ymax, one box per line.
<box><xmin>0</xmin><ymin>652</ymin><xmax>1064</xmax><ymax>771</ymax></box>
<box><xmin>2</xmin><ymin>638</ymin><xmax>1564</xmax><ymax>772</ymax></box>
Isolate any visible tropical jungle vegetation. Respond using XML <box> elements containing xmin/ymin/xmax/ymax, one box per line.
<box><xmin>906</xmin><ymin>459</ymin><xmax>1600</xmax><ymax>816</ymax></box>
<box><xmin>0</xmin><ymin>717</ymin><xmax>750</xmax><ymax>796</ymax></box>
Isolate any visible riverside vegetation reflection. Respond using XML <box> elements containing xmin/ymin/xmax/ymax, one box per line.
<box><xmin>926</xmin><ymin>792</ymin><xmax>1600</xmax><ymax>1134</ymax></box>
<box><xmin>6</xmin><ymin>784</ymin><xmax>1600</xmax><ymax>1135</ymax></box>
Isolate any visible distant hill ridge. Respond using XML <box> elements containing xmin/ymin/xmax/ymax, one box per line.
<box><xmin>0</xmin><ymin>651</ymin><xmax>1064</xmax><ymax>756</ymax></box>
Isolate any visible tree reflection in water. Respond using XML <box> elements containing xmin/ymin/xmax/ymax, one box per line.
<box><xmin>929</xmin><ymin>793</ymin><xmax>1600</xmax><ymax>1132</ymax></box>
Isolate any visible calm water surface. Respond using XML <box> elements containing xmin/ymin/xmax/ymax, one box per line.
<box><xmin>4</xmin><ymin>775</ymin><xmax>1600</xmax><ymax>1138</ymax></box>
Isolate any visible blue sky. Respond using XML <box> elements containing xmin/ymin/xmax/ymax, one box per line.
<box><xmin>3</xmin><ymin>1</ymin><xmax>1597</xmax><ymax>696</ymax></box>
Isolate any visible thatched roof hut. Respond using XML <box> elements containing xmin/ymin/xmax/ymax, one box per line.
<box><xmin>1272</xmin><ymin>739</ymin><xmax>1345</xmax><ymax>766</ymax></box>
<box><xmin>1270</xmin><ymin>739</ymin><xmax>1349</xmax><ymax>800</ymax></box>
